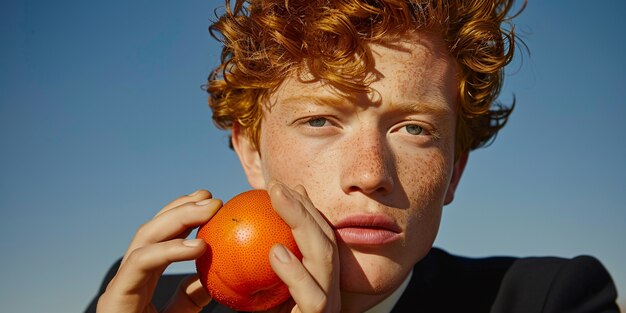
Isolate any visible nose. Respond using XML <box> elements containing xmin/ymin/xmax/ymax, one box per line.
<box><xmin>339</xmin><ymin>131</ymin><xmax>395</xmax><ymax>195</ymax></box>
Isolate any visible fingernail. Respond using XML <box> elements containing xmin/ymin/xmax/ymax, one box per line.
<box><xmin>189</xmin><ymin>190</ymin><xmax>200</xmax><ymax>196</ymax></box>
<box><xmin>272</xmin><ymin>244</ymin><xmax>292</xmax><ymax>264</ymax></box>
<box><xmin>196</xmin><ymin>199</ymin><xmax>213</xmax><ymax>206</ymax></box>
<box><xmin>183</xmin><ymin>239</ymin><xmax>203</xmax><ymax>247</ymax></box>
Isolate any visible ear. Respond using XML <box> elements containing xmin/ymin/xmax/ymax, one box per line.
<box><xmin>231</xmin><ymin>123</ymin><xmax>266</xmax><ymax>189</ymax></box>
<box><xmin>444</xmin><ymin>152</ymin><xmax>468</xmax><ymax>205</ymax></box>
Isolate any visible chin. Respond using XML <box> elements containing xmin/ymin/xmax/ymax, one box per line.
<box><xmin>337</xmin><ymin>245</ymin><xmax>413</xmax><ymax>295</ymax></box>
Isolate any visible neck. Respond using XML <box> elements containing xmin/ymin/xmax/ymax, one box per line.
<box><xmin>340</xmin><ymin>269</ymin><xmax>414</xmax><ymax>313</ymax></box>
<box><xmin>340</xmin><ymin>291</ymin><xmax>394</xmax><ymax>313</ymax></box>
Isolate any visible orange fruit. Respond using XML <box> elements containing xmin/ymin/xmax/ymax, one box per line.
<box><xmin>196</xmin><ymin>189</ymin><xmax>302</xmax><ymax>312</ymax></box>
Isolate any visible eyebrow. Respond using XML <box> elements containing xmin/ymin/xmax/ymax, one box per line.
<box><xmin>391</xmin><ymin>100</ymin><xmax>455</xmax><ymax>116</ymax></box>
<box><xmin>280</xmin><ymin>95</ymin><xmax>347</xmax><ymax>107</ymax></box>
<box><xmin>280</xmin><ymin>94</ymin><xmax>455</xmax><ymax>116</ymax></box>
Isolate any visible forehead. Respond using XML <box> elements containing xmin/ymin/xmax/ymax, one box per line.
<box><xmin>268</xmin><ymin>31</ymin><xmax>458</xmax><ymax>110</ymax></box>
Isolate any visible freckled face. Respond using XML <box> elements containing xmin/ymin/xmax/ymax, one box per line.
<box><xmin>243</xmin><ymin>32</ymin><xmax>460</xmax><ymax>301</ymax></box>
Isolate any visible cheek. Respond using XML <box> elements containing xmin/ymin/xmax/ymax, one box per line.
<box><xmin>398</xmin><ymin>148</ymin><xmax>451</xmax><ymax>227</ymax></box>
<box><xmin>399</xmin><ymin>146</ymin><xmax>451</xmax><ymax>199</ymax></box>
<box><xmin>259</xmin><ymin>122</ymin><xmax>330</xmax><ymax>188</ymax></box>
<box><xmin>260</xmin><ymin>124</ymin><xmax>292</xmax><ymax>181</ymax></box>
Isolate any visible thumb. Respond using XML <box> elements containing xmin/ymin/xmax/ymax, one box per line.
<box><xmin>161</xmin><ymin>275</ymin><xmax>211</xmax><ymax>313</ymax></box>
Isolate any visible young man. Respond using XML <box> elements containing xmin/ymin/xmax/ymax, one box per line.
<box><xmin>89</xmin><ymin>1</ymin><xmax>619</xmax><ymax>312</ymax></box>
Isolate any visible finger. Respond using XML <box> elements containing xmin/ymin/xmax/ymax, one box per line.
<box><xmin>162</xmin><ymin>275</ymin><xmax>212</xmax><ymax>313</ymax></box>
<box><xmin>269</xmin><ymin>244</ymin><xmax>328</xmax><ymax>313</ymax></box>
<box><xmin>155</xmin><ymin>189</ymin><xmax>213</xmax><ymax>217</ymax></box>
<box><xmin>269</xmin><ymin>183</ymin><xmax>332</xmax><ymax>253</ymax></box>
<box><xmin>268</xmin><ymin>184</ymin><xmax>338</xmax><ymax>291</ymax></box>
<box><xmin>291</xmin><ymin>184</ymin><xmax>335</xmax><ymax>239</ymax></box>
<box><xmin>111</xmin><ymin>239</ymin><xmax>207</xmax><ymax>296</ymax></box>
<box><xmin>270</xmin><ymin>183</ymin><xmax>333</xmax><ymax>239</ymax></box>
<box><xmin>125</xmin><ymin>199</ymin><xmax>221</xmax><ymax>261</ymax></box>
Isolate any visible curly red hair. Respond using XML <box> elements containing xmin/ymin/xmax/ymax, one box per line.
<box><xmin>206</xmin><ymin>0</ymin><xmax>524</xmax><ymax>158</ymax></box>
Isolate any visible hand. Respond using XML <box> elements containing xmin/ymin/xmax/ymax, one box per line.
<box><xmin>266</xmin><ymin>182</ymin><xmax>341</xmax><ymax>313</ymax></box>
<box><xmin>96</xmin><ymin>190</ymin><xmax>222</xmax><ymax>313</ymax></box>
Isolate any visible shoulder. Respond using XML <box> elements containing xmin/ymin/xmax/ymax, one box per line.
<box><xmin>393</xmin><ymin>247</ymin><xmax>517</xmax><ymax>312</ymax></box>
<box><xmin>393</xmin><ymin>248</ymin><xmax>619</xmax><ymax>313</ymax></box>
<box><xmin>492</xmin><ymin>254</ymin><xmax>620</xmax><ymax>313</ymax></box>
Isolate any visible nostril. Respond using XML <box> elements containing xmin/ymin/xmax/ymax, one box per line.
<box><xmin>348</xmin><ymin>184</ymin><xmax>391</xmax><ymax>194</ymax></box>
<box><xmin>346</xmin><ymin>186</ymin><xmax>361</xmax><ymax>193</ymax></box>
<box><xmin>344</xmin><ymin>168</ymin><xmax>394</xmax><ymax>195</ymax></box>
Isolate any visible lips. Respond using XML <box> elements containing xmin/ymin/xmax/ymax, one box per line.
<box><xmin>332</xmin><ymin>214</ymin><xmax>401</xmax><ymax>246</ymax></box>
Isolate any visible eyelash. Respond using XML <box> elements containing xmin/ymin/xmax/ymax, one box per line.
<box><xmin>307</xmin><ymin>117</ymin><xmax>329</xmax><ymax>127</ymax></box>
<box><xmin>396</xmin><ymin>122</ymin><xmax>438</xmax><ymax>139</ymax></box>
<box><xmin>301</xmin><ymin>116</ymin><xmax>436</xmax><ymax>139</ymax></box>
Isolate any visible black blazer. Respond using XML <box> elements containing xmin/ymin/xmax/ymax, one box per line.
<box><xmin>85</xmin><ymin>248</ymin><xmax>620</xmax><ymax>312</ymax></box>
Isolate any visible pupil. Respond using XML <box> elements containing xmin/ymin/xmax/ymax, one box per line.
<box><xmin>407</xmin><ymin>125</ymin><xmax>422</xmax><ymax>135</ymax></box>
<box><xmin>309</xmin><ymin>118</ymin><xmax>326</xmax><ymax>127</ymax></box>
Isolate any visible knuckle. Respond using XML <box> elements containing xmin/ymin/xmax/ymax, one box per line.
<box><xmin>296</xmin><ymin>289</ymin><xmax>328</xmax><ymax>313</ymax></box>
<box><xmin>312</xmin><ymin>296</ymin><xmax>328</xmax><ymax>313</ymax></box>
<box><xmin>318</xmin><ymin>241</ymin><xmax>335</xmax><ymax>264</ymax></box>
<box><xmin>291</xmin><ymin>207</ymin><xmax>313</xmax><ymax>230</ymax></box>
<box><xmin>96</xmin><ymin>294</ymin><xmax>112</xmax><ymax>312</ymax></box>
<box><xmin>125</xmin><ymin>246</ymin><xmax>148</xmax><ymax>266</ymax></box>
<box><xmin>97</xmin><ymin>292</ymin><xmax>110</xmax><ymax>304</ymax></box>
<box><xmin>135</xmin><ymin>222</ymin><xmax>152</xmax><ymax>238</ymax></box>
<box><xmin>291</xmin><ymin>265</ymin><xmax>310</xmax><ymax>284</ymax></box>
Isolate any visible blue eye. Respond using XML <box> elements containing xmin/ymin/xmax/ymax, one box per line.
<box><xmin>308</xmin><ymin>118</ymin><xmax>327</xmax><ymax>127</ymax></box>
<box><xmin>405</xmin><ymin>124</ymin><xmax>424</xmax><ymax>135</ymax></box>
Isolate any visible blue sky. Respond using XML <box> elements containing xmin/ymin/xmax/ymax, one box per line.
<box><xmin>1</xmin><ymin>0</ymin><xmax>625</xmax><ymax>312</ymax></box>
